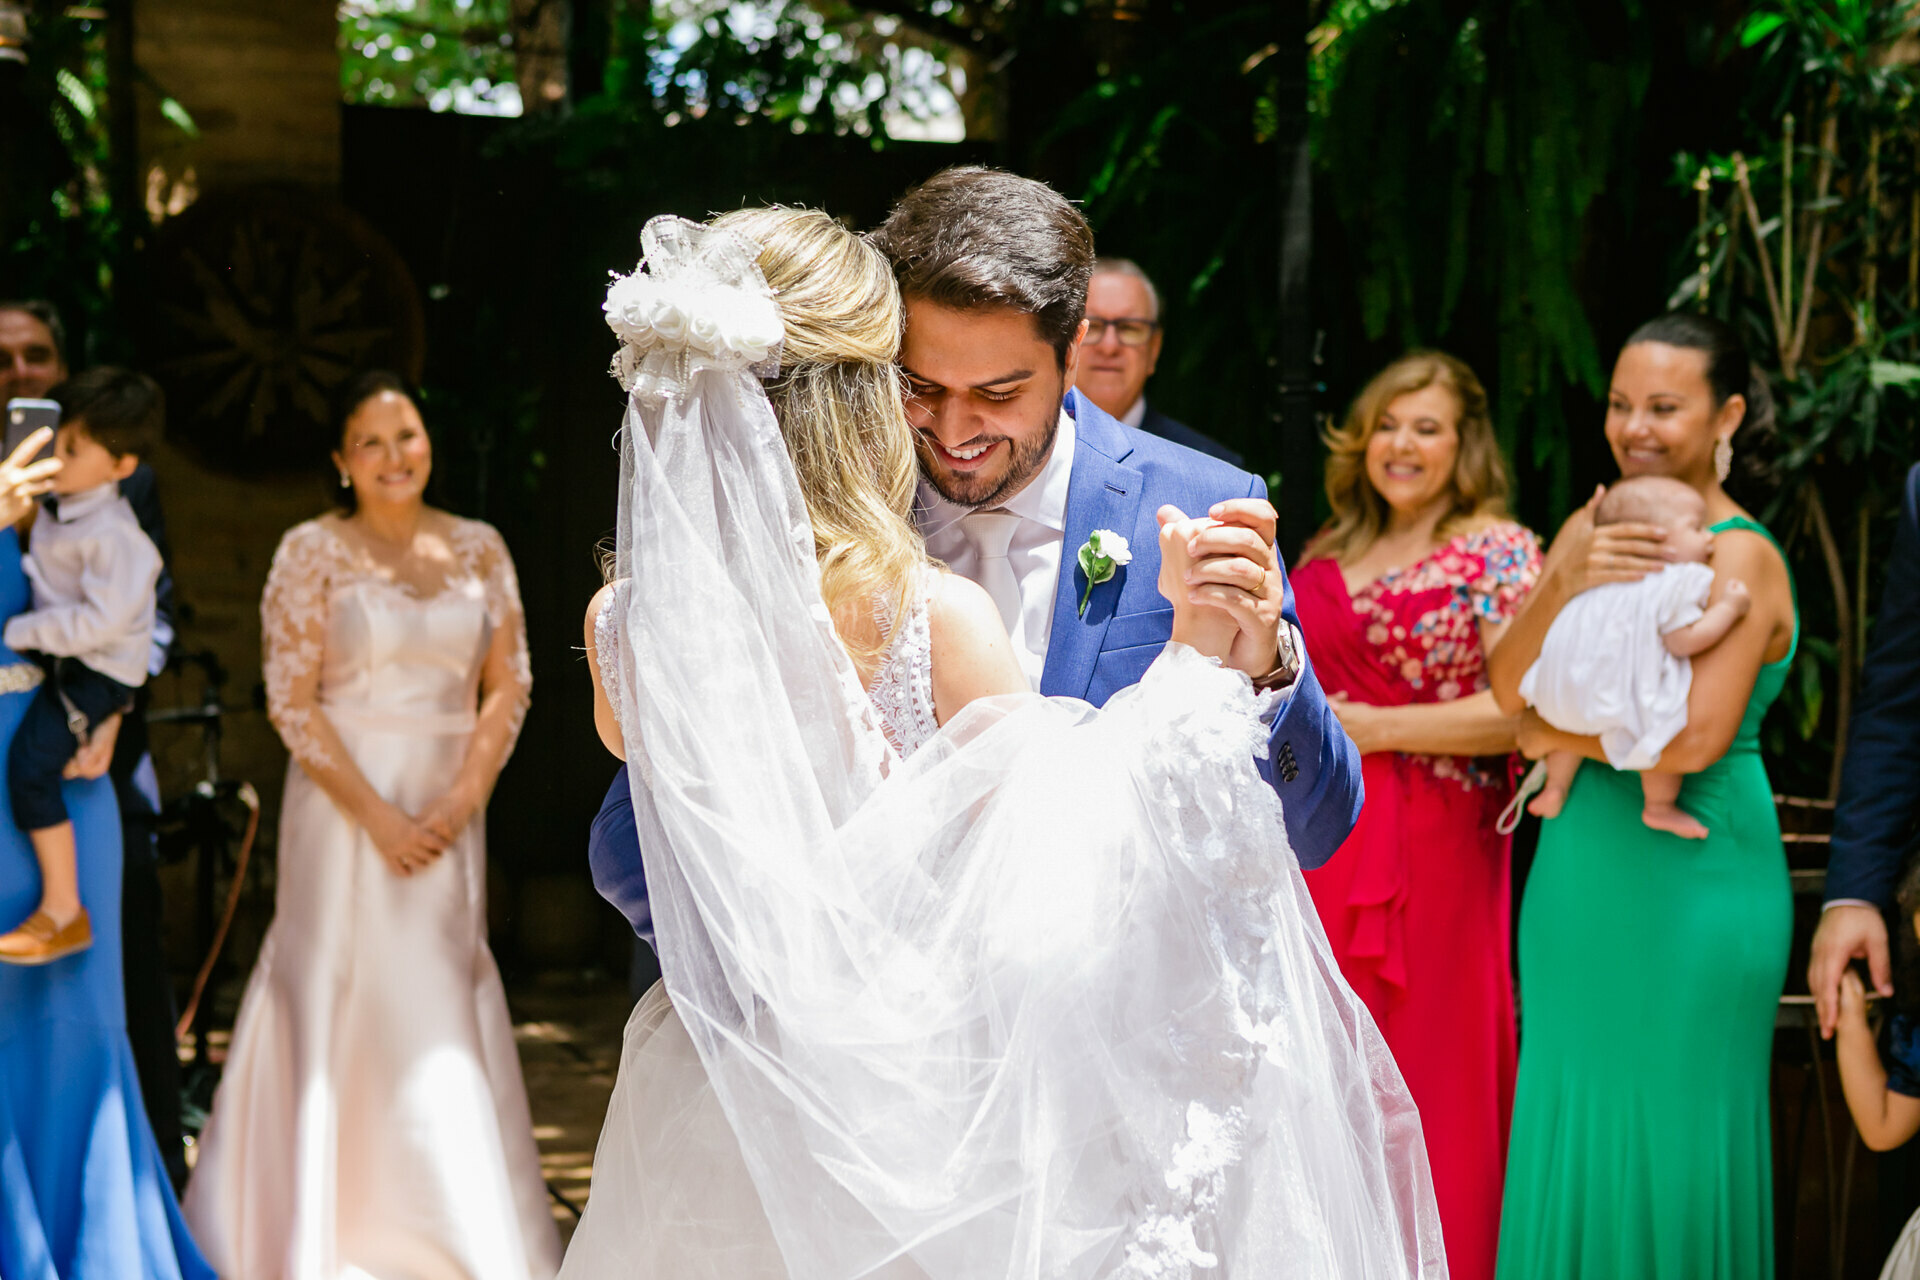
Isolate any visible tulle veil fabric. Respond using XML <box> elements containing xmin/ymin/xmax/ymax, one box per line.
<box><xmin>578</xmin><ymin>217</ymin><xmax>1446</xmax><ymax>1279</ymax></box>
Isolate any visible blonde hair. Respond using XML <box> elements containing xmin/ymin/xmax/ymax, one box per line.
<box><xmin>711</xmin><ymin>207</ymin><xmax>925</xmax><ymax>660</ymax></box>
<box><xmin>1304</xmin><ymin>350</ymin><xmax>1510</xmax><ymax>565</ymax></box>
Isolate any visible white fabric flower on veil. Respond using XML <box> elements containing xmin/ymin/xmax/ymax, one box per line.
<box><xmin>604</xmin><ymin>216</ymin><xmax>785</xmax><ymax>404</ymax></box>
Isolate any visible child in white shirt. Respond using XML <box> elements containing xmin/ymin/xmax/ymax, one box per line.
<box><xmin>0</xmin><ymin>368</ymin><xmax>162</xmax><ymax>965</ymax></box>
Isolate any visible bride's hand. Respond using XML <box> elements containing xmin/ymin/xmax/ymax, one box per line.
<box><xmin>0</xmin><ymin>427</ymin><xmax>60</xmax><ymax>528</ymax></box>
<box><xmin>1156</xmin><ymin>506</ymin><xmax>1238</xmax><ymax>660</ymax></box>
<box><xmin>417</xmin><ymin>783</ymin><xmax>482</xmax><ymax>845</ymax></box>
<box><xmin>364</xmin><ymin>799</ymin><xmax>449</xmax><ymax>877</ymax></box>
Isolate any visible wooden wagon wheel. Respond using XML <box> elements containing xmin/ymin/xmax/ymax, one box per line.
<box><xmin>140</xmin><ymin>186</ymin><xmax>425</xmax><ymax>475</ymax></box>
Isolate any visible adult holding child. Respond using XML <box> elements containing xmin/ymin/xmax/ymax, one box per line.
<box><xmin>1487</xmin><ymin>312</ymin><xmax>1797</xmax><ymax>1279</ymax></box>
<box><xmin>0</xmin><ymin>372</ymin><xmax>210</xmax><ymax>1276</ymax></box>
<box><xmin>183</xmin><ymin>373</ymin><xmax>559</xmax><ymax>1280</ymax></box>
<box><xmin>1291</xmin><ymin>350</ymin><xmax>1538</xmax><ymax>1280</ymax></box>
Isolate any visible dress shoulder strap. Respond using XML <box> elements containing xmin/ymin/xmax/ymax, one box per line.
<box><xmin>1709</xmin><ymin>514</ymin><xmax>1799</xmax><ymax>666</ymax></box>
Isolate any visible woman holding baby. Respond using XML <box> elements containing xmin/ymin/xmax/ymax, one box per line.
<box><xmin>1488</xmin><ymin>312</ymin><xmax>1797</xmax><ymax>1279</ymax></box>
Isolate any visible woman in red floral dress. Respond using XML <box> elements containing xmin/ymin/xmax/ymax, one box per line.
<box><xmin>1294</xmin><ymin>351</ymin><xmax>1540</xmax><ymax>1280</ymax></box>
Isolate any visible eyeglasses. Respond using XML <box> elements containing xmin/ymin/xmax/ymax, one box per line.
<box><xmin>1084</xmin><ymin>317</ymin><xmax>1160</xmax><ymax>347</ymax></box>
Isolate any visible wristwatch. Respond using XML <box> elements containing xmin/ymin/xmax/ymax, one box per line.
<box><xmin>1252</xmin><ymin>622</ymin><xmax>1303</xmax><ymax>693</ymax></box>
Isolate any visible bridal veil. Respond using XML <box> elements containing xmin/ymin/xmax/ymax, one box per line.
<box><xmin>575</xmin><ymin>215</ymin><xmax>1446</xmax><ymax>1280</ymax></box>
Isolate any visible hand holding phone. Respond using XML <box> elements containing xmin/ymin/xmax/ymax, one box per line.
<box><xmin>5</xmin><ymin>399</ymin><xmax>58</xmax><ymax>465</ymax></box>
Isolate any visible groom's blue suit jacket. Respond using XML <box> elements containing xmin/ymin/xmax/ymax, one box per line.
<box><xmin>590</xmin><ymin>389</ymin><xmax>1363</xmax><ymax>947</ymax></box>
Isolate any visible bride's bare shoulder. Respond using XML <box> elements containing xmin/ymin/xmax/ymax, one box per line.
<box><xmin>927</xmin><ymin>569</ymin><xmax>1027</xmax><ymax>719</ymax></box>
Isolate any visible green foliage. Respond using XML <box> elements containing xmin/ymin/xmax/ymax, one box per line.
<box><xmin>630</xmin><ymin>0</ymin><xmax>959</xmax><ymax>137</ymax></box>
<box><xmin>1032</xmin><ymin>2</ymin><xmax>1289</xmax><ymax>466</ymax></box>
<box><xmin>1674</xmin><ymin>0</ymin><xmax>1920</xmax><ymax>795</ymax></box>
<box><xmin>4</xmin><ymin>10</ymin><xmax>120</xmax><ymax>355</ymax></box>
<box><xmin>1316</xmin><ymin>0</ymin><xmax>1653</xmax><ymax>520</ymax></box>
<box><xmin>339</xmin><ymin>0</ymin><xmax>522</xmax><ymax>114</ymax></box>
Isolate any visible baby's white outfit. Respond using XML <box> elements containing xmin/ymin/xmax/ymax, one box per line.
<box><xmin>1519</xmin><ymin>561</ymin><xmax>1717</xmax><ymax>771</ymax></box>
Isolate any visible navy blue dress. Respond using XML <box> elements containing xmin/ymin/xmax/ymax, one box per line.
<box><xmin>0</xmin><ymin>526</ymin><xmax>211</xmax><ymax>1279</ymax></box>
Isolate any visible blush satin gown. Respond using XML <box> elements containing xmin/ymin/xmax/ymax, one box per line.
<box><xmin>183</xmin><ymin>517</ymin><xmax>559</xmax><ymax>1280</ymax></box>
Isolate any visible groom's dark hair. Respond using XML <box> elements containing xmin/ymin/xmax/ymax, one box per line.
<box><xmin>868</xmin><ymin>167</ymin><xmax>1094</xmax><ymax>368</ymax></box>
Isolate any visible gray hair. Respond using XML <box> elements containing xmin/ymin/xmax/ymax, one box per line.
<box><xmin>0</xmin><ymin>299</ymin><xmax>67</xmax><ymax>364</ymax></box>
<box><xmin>1091</xmin><ymin>257</ymin><xmax>1161</xmax><ymax>322</ymax></box>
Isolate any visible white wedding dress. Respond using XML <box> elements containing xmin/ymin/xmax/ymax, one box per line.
<box><xmin>184</xmin><ymin>517</ymin><xmax>561</xmax><ymax>1280</ymax></box>
<box><xmin>565</xmin><ymin>216</ymin><xmax>1446</xmax><ymax>1280</ymax></box>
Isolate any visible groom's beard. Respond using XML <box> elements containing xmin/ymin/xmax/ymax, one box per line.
<box><xmin>915</xmin><ymin>397</ymin><xmax>1062</xmax><ymax>510</ymax></box>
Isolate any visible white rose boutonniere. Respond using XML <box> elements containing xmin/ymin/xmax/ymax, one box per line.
<box><xmin>1076</xmin><ymin>529</ymin><xmax>1132</xmax><ymax>617</ymax></box>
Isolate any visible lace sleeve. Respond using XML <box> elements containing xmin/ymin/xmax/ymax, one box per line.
<box><xmin>1466</xmin><ymin>522</ymin><xmax>1544</xmax><ymax>626</ymax></box>
<box><xmin>261</xmin><ymin>521</ymin><xmax>340</xmax><ymax>771</ymax></box>
<box><xmin>468</xmin><ymin>521</ymin><xmax>533</xmax><ymax>753</ymax></box>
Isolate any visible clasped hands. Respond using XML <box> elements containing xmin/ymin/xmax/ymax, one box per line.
<box><xmin>367</xmin><ymin>784</ymin><xmax>484</xmax><ymax>878</ymax></box>
<box><xmin>1154</xmin><ymin>498</ymin><xmax>1285</xmax><ymax>677</ymax></box>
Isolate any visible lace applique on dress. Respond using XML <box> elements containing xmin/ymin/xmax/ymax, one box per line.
<box><xmin>448</xmin><ymin>519</ymin><xmax>534</xmax><ymax>752</ymax></box>
<box><xmin>260</xmin><ymin>522</ymin><xmax>349</xmax><ymax>771</ymax></box>
<box><xmin>260</xmin><ymin>516</ymin><xmax>533</xmax><ymax>772</ymax></box>
<box><xmin>866</xmin><ymin>569</ymin><xmax>939</xmax><ymax>760</ymax></box>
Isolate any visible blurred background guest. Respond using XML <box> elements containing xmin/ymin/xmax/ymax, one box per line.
<box><xmin>0</xmin><ymin>394</ymin><xmax>211</xmax><ymax>1276</ymax></box>
<box><xmin>1488</xmin><ymin>313</ymin><xmax>1795</xmax><ymax>1280</ymax></box>
<box><xmin>1076</xmin><ymin>257</ymin><xmax>1242</xmax><ymax>465</ymax></box>
<box><xmin>1291</xmin><ymin>350</ymin><xmax>1536</xmax><ymax>1280</ymax></box>
<box><xmin>1810</xmin><ymin>459</ymin><xmax>1920</xmax><ymax>1254</ymax></box>
<box><xmin>182</xmin><ymin>373</ymin><xmax>558</xmax><ymax>1280</ymax></box>
<box><xmin>0</xmin><ymin>298</ymin><xmax>184</xmax><ymax>1184</ymax></box>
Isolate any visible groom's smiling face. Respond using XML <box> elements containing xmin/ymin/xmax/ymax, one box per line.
<box><xmin>901</xmin><ymin>299</ymin><xmax>1086</xmax><ymax>509</ymax></box>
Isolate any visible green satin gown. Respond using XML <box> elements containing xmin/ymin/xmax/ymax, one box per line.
<box><xmin>1496</xmin><ymin>516</ymin><xmax>1795</xmax><ymax>1279</ymax></box>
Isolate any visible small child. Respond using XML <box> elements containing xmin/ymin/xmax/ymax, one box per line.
<box><xmin>1518</xmin><ymin>475</ymin><xmax>1750</xmax><ymax>839</ymax></box>
<box><xmin>0</xmin><ymin>368</ymin><xmax>163</xmax><ymax>965</ymax></box>
<box><xmin>1836</xmin><ymin>864</ymin><xmax>1920</xmax><ymax>1277</ymax></box>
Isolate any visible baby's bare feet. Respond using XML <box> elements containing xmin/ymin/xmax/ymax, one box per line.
<box><xmin>1528</xmin><ymin>787</ymin><xmax>1567</xmax><ymax>820</ymax></box>
<box><xmin>1643</xmin><ymin>803</ymin><xmax>1708</xmax><ymax>840</ymax></box>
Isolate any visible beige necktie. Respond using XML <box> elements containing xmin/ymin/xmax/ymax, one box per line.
<box><xmin>962</xmin><ymin>509</ymin><xmax>1024</xmax><ymax>640</ymax></box>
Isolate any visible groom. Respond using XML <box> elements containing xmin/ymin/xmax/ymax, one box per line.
<box><xmin>590</xmin><ymin>168</ymin><xmax>1361</xmax><ymax>945</ymax></box>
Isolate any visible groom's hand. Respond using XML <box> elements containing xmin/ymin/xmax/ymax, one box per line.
<box><xmin>1180</xmin><ymin>498</ymin><xmax>1283</xmax><ymax>678</ymax></box>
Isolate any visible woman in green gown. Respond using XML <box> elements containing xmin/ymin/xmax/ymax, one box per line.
<box><xmin>1487</xmin><ymin>313</ymin><xmax>1798</xmax><ymax>1278</ymax></box>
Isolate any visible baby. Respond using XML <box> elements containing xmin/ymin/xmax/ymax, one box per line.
<box><xmin>1518</xmin><ymin>475</ymin><xmax>1749</xmax><ymax>839</ymax></box>
<box><xmin>0</xmin><ymin>368</ymin><xmax>163</xmax><ymax>965</ymax></box>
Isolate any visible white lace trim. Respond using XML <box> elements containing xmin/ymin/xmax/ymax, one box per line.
<box><xmin>260</xmin><ymin>516</ymin><xmax>532</xmax><ymax>772</ymax></box>
<box><xmin>866</xmin><ymin>570</ymin><xmax>938</xmax><ymax>760</ymax></box>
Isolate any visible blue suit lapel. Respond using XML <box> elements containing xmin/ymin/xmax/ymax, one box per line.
<box><xmin>1042</xmin><ymin>390</ymin><xmax>1143</xmax><ymax>699</ymax></box>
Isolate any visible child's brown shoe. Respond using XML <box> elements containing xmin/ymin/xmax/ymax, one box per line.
<box><xmin>0</xmin><ymin>908</ymin><xmax>92</xmax><ymax>965</ymax></box>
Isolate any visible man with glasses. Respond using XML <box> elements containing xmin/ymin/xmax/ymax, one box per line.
<box><xmin>1077</xmin><ymin>257</ymin><xmax>1242</xmax><ymax>466</ymax></box>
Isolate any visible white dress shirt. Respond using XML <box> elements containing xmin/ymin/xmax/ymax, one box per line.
<box><xmin>919</xmin><ymin>412</ymin><xmax>1077</xmax><ymax>690</ymax></box>
<box><xmin>5</xmin><ymin>481</ymin><xmax>162</xmax><ymax>688</ymax></box>
<box><xmin>1119</xmin><ymin>396</ymin><xmax>1147</xmax><ymax>429</ymax></box>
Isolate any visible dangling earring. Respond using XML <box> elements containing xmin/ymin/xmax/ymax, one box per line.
<box><xmin>1714</xmin><ymin>436</ymin><xmax>1733</xmax><ymax>484</ymax></box>
<box><xmin>339</xmin><ymin>471</ymin><xmax>352</xmax><ymax>489</ymax></box>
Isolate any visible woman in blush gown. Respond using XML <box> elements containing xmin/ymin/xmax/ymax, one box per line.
<box><xmin>0</xmin><ymin>425</ymin><xmax>212</xmax><ymax>1280</ymax></box>
<box><xmin>182</xmin><ymin>373</ymin><xmax>559</xmax><ymax>1280</ymax></box>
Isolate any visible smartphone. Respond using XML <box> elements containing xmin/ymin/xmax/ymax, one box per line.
<box><xmin>4</xmin><ymin>399</ymin><xmax>58</xmax><ymax>464</ymax></box>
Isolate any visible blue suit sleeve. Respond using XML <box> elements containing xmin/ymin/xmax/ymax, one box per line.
<box><xmin>589</xmin><ymin>765</ymin><xmax>655</xmax><ymax>950</ymax></box>
<box><xmin>1249</xmin><ymin>475</ymin><xmax>1362</xmax><ymax>869</ymax></box>
<box><xmin>1828</xmin><ymin>465</ymin><xmax>1920</xmax><ymax>907</ymax></box>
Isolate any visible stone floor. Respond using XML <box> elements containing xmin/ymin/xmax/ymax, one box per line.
<box><xmin>509</xmin><ymin>975</ymin><xmax>635</xmax><ymax>1247</ymax></box>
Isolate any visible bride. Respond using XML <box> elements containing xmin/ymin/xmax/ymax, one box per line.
<box><xmin>568</xmin><ymin>207</ymin><xmax>1445</xmax><ymax>1279</ymax></box>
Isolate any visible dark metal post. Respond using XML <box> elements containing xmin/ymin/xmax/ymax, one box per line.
<box><xmin>1273</xmin><ymin>0</ymin><xmax>1316</xmax><ymax>559</ymax></box>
